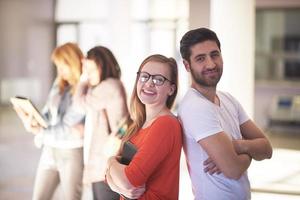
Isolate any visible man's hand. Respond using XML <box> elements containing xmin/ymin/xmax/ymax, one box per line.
<box><xmin>203</xmin><ymin>157</ymin><xmax>221</xmax><ymax>175</ymax></box>
<box><xmin>232</xmin><ymin>139</ymin><xmax>247</xmax><ymax>155</ymax></box>
<box><xmin>204</xmin><ymin>138</ymin><xmax>253</xmax><ymax>175</ymax></box>
<box><xmin>239</xmin><ymin>120</ymin><xmax>273</xmax><ymax>160</ymax></box>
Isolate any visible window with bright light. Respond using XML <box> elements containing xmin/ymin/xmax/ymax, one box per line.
<box><xmin>54</xmin><ymin>0</ymin><xmax>189</xmax><ymax>100</ymax></box>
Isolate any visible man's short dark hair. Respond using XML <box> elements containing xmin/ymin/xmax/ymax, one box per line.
<box><xmin>180</xmin><ymin>28</ymin><xmax>221</xmax><ymax>62</ymax></box>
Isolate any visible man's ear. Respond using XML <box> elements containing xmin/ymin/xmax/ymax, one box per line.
<box><xmin>183</xmin><ymin>59</ymin><xmax>191</xmax><ymax>72</ymax></box>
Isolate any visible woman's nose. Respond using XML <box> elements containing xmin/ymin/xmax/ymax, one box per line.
<box><xmin>145</xmin><ymin>76</ymin><xmax>155</xmax><ymax>87</ymax></box>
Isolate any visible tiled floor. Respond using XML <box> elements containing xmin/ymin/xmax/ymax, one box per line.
<box><xmin>0</xmin><ymin>106</ymin><xmax>299</xmax><ymax>200</ymax></box>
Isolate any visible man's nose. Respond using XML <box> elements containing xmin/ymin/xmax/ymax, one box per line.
<box><xmin>206</xmin><ymin>56</ymin><xmax>216</xmax><ymax>69</ymax></box>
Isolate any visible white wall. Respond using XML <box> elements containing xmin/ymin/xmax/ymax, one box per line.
<box><xmin>0</xmin><ymin>0</ymin><xmax>55</xmax><ymax>105</ymax></box>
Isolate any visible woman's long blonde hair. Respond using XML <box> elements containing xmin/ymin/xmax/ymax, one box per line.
<box><xmin>51</xmin><ymin>42</ymin><xmax>83</xmax><ymax>94</ymax></box>
<box><xmin>122</xmin><ymin>54</ymin><xmax>178</xmax><ymax>142</ymax></box>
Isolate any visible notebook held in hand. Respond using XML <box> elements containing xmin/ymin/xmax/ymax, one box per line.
<box><xmin>120</xmin><ymin>141</ymin><xmax>137</xmax><ymax>165</ymax></box>
<box><xmin>120</xmin><ymin>141</ymin><xmax>138</xmax><ymax>200</ymax></box>
<box><xmin>10</xmin><ymin>96</ymin><xmax>48</xmax><ymax>128</ymax></box>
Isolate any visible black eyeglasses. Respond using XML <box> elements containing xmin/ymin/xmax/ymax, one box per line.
<box><xmin>137</xmin><ymin>71</ymin><xmax>172</xmax><ymax>86</ymax></box>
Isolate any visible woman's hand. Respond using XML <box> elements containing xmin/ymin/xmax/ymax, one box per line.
<box><xmin>106</xmin><ymin>156</ymin><xmax>146</xmax><ymax>199</ymax></box>
<box><xmin>106</xmin><ymin>168</ymin><xmax>146</xmax><ymax>199</ymax></box>
<box><xmin>13</xmin><ymin>106</ymin><xmax>43</xmax><ymax>134</ymax></box>
<box><xmin>24</xmin><ymin>115</ymin><xmax>43</xmax><ymax>135</ymax></box>
<box><xmin>107</xmin><ymin>156</ymin><xmax>121</xmax><ymax>167</ymax></box>
<box><xmin>71</xmin><ymin>123</ymin><xmax>84</xmax><ymax>138</ymax></box>
<box><xmin>80</xmin><ymin>59</ymin><xmax>89</xmax><ymax>83</ymax></box>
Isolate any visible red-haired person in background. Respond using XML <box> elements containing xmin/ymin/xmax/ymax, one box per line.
<box><xmin>15</xmin><ymin>42</ymin><xmax>85</xmax><ymax>200</ymax></box>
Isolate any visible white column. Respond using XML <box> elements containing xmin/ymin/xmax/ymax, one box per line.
<box><xmin>189</xmin><ymin>0</ymin><xmax>210</xmax><ymax>29</ymax></box>
<box><xmin>210</xmin><ymin>0</ymin><xmax>255</xmax><ymax>117</ymax></box>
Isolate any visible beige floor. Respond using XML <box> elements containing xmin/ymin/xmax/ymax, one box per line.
<box><xmin>0</xmin><ymin>106</ymin><xmax>299</xmax><ymax>200</ymax></box>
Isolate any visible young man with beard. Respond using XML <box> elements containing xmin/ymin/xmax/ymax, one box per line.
<box><xmin>178</xmin><ymin>28</ymin><xmax>273</xmax><ymax>200</ymax></box>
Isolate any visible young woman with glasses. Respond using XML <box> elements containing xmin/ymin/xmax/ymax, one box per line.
<box><xmin>105</xmin><ymin>54</ymin><xmax>183</xmax><ymax>199</ymax></box>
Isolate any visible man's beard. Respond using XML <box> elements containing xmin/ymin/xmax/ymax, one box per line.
<box><xmin>190</xmin><ymin>67</ymin><xmax>222</xmax><ymax>87</ymax></box>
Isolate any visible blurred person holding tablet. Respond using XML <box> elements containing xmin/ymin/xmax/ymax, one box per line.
<box><xmin>14</xmin><ymin>42</ymin><xmax>85</xmax><ymax>200</ymax></box>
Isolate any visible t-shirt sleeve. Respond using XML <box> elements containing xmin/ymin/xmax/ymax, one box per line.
<box><xmin>124</xmin><ymin>116</ymin><xmax>181</xmax><ymax>187</ymax></box>
<box><xmin>237</xmin><ymin>101</ymin><xmax>250</xmax><ymax>125</ymax></box>
<box><xmin>178</xmin><ymin>96</ymin><xmax>223</xmax><ymax>142</ymax></box>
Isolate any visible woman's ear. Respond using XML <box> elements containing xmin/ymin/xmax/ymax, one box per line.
<box><xmin>168</xmin><ymin>84</ymin><xmax>176</xmax><ymax>96</ymax></box>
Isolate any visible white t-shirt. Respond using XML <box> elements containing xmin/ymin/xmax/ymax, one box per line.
<box><xmin>178</xmin><ymin>88</ymin><xmax>251</xmax><ymax>200</ymax></box>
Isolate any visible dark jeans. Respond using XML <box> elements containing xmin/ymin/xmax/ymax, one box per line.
<box><xmin>92</xmin><ymin>181</ymin><xmax>120</xmax><ymax>200</ymax></box>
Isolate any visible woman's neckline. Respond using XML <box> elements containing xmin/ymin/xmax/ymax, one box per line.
<box><xmin>141</xmin><ymin>114</ymin><xmax>175</xmax><ymax>130</ymax></box>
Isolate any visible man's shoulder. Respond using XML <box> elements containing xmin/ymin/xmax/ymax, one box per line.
<box><xmin>218</xmin><ymin>91</ymin><xmax>241</xmax><ymax>109</ymax></box>
<box><xmin>218</xmin><ymin>91</ymin><xmax>236</xmax><ymax>102</ymax></box>
<box><xmin>180</xmin><ymin>88</ymin><xmax>204</xmax><ymax>104</ymax></box>
<box><xmin>178</xmin><ymin>88</ymin><xmax>214</xmax><ymax>113</ymax></box>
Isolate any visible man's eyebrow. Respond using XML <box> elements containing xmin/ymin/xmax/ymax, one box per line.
<box><xmin>210</xmin><ymin>50</ymin><xmax>220</xmax><ymax>54</ymax></box>
<box><xmin>193</xmin><ymin>54</ymin><xmax>206</xmax><ymax>59</ymax></box>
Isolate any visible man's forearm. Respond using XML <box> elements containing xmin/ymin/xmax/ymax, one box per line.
<box><xmin>233</xmin><ymin>138</ymin><xmax>272</xmax><ymax>161</ymax></box>
<box><xmin>223</xmin><ymin>153</ymin><xmax>251</xmax><ymax>180</ymax></box>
